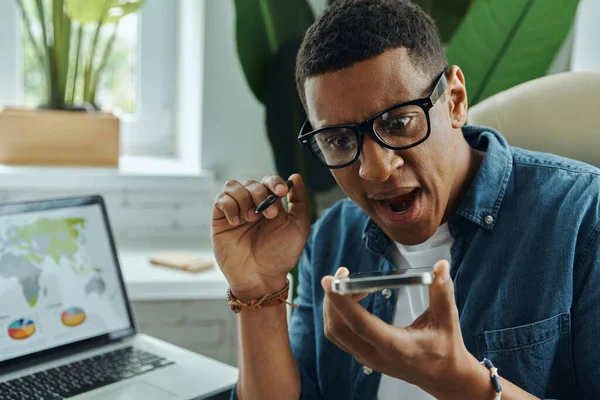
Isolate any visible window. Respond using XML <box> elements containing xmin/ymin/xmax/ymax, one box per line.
<box><xmin>0</xmin><ymin>0</ymin><xmax>178</xmax><ymax>157</ymax></box>
<box><xmin>20</xmin><ymin>2</ymin><xmax>138</xmax><ymax>114</ymax></box>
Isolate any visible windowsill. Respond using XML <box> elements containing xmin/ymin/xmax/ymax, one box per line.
<box><xmin>0</xmin><ymin>155</ymin><xmax>215</xmax><ymax>189</ymax></box>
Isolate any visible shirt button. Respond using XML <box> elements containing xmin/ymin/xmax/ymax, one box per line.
<box><xmin>484</xmin><ymin>215</ymin><xmax>494</xmax><ymax>225</ymax></box>
<box><xmin>381</xmin><ymin>288</ymin><xmax>392</xmax><ymax>299</ymax></box>
<box><xmin>362</xmin><ymin>366</ymin><xmax>373</xmax><ymax>375</ymax></box>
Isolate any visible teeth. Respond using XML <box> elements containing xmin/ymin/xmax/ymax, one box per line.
<box><xmin>373</xmin><ymin>188</ymin><xmax>415</xmax><ymax>201</ymax></box>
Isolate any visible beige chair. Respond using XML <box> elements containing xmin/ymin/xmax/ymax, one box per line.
<box><xmin>468</xmin><ymin>71</ymin><xmax>600</xmax><ymax>168</ymax></box>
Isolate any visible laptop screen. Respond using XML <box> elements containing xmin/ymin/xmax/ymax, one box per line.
<box><xmin>0</xmin><ymin>197</ymin><xmax>134</xmax><ymax>364</ymax></box>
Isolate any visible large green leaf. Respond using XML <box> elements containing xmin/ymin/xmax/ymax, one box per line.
<box><xmin>233</xmin><ymin>0</ymin><xmax>314</xmax><ymax>104</ymax></box>
<box><xmin>263</xmin><ymin>42</ymin><xmax>336</xmax><ymax>198</ymax></box>
<box><xmin>411</xmin><ymin>0</ymin><xmax>473</xmax><ymax>43</ymax></box>
<box><xmin>446</xmin><ymin>0</ymin><xmax>579</xmax><ymax>106</ymax></box>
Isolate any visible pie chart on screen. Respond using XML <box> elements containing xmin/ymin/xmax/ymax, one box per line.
<box><xmin>8</xmin><ymin>319</ymin><xmax>36</xmax><ymax>340</ymax></box>
<box><xmin>61</xmin><ymin>307</ymin><xmax>86</xmax><ymax>327</ymax></box>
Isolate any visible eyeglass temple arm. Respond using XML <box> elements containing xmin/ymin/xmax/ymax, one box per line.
<box><xmin>430</xmin><ymin>72</ymin><xmax>448</xmax><ymax>105</ymax></box>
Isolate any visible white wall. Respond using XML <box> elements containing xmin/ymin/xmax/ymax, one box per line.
<box><xmin>201</xmin><ymin>0</ymin><xmax>329</xmax><ymax>183</ymax></box>
<box><xmin>572</xmin><ymin>0</ymin><xmax>600</xmax><ymax>71</ymax></box>
<box><xmin>201</xmin><ymin>0</ymin><xmax>275</xmax><ymax>182</ymax></box>
<box><xmin>547</xmin><ymin>28</ymin><xmax>574</xmax><ymax>75</ymax></box>
<box><xmin>548</xmin><ymin>0</ymin><xmax>600</xmax><ymax>75</ymax></box>
<box><xmin>0</xmin><ymin>1</ymin><xmax>18</xmax><ymax>107</ymax></box>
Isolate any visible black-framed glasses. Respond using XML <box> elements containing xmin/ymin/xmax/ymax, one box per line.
<box><xmin>297</xmin><ymin>71</ymin><xmax>448</xmax><ymax>169</ymax></box>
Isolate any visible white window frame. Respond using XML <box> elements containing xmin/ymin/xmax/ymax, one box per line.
<box><xmin>124</xmin><ymin>0</ymin><xmax>178</xmax><ymax>156</ymax></box>
<box><xmin>0</xmin><ymin>0</ymin><xmax>181</xmax><ymax>158</ymax></box>
<box><xmin>0</xmin><ymin>2</ymin><xmax>19</xmax><ymax>109</ymax></box>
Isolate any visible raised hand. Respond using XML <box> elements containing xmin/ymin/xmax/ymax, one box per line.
<box><xmin>320</xmin><ymin>261</ymin><xmax>537</xmax><ymax>400</ymax></box>
<box><xmin>212</xmin><ymin>174</ymin><xmax>311</xmax><ymax>300</ymax></box>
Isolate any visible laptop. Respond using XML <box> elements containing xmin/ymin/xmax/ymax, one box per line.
<box><xmin>0</xmin><ymin>195</ymin><xmax>238</xmax><ymax>399</ymax></box>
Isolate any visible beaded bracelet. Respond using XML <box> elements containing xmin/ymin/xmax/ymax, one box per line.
<box><xmin>480</xmin><ymin>358</ymin><xmax>502</xmax><ymax>400</ymax></box>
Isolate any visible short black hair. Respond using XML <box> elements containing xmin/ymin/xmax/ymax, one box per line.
<box><xmin>296</xmin><ymin>0</ymin><xmax>447</xmax><ymax>109</ymax></box>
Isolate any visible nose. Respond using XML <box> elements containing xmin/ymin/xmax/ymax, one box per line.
<box><xmin>358</xmin><ymin>135</ymin><xmax>404</xmax><ymax>182</ymax></box>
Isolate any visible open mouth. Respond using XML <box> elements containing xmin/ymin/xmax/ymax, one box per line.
<box><xmin>379</xmin><ymin>189</ymin><xmax>419</xmax><ymax>214</ymax></box>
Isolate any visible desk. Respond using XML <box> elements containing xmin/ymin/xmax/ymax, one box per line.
<box><xmin>117</xmin><ymin>243</ymin><xmax>293</xmax><ymax>367</ymax></box>
<box><xmin>118</xmin><ymin>243</ymin><xmax>238</xmax><ymax>366</ymax></box>
<box><xmin>118</xmin><ymin>245</ymin><xmax>229</xmax><ymax>301</ymax></box>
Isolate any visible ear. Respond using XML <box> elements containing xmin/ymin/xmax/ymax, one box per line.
<box><xmin>446</xmin><ymin>66</ymin><xmax>468</xmax><ymax>129</ymax></box>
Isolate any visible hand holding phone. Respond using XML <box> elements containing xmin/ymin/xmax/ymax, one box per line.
<box><xmin>331</xmin><ymin>269</ymin><xmax>433</xmax><ymax>295</ymax></box>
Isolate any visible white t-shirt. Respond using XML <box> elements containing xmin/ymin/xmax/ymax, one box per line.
<box><xmin>377</xmin><ymin>223</ymin><xmax>453</xmax><ymax>400</ymax></box>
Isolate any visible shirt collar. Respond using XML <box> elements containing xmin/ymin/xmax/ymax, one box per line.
<box><xmin>454</xmin><ymin>125</ymin><xmax>513</xmax><ymax>230</ymax></box>
<box><xmin>362</xmin><ymin>125</ymin><xmax>513</xmax><ymax>252</ymax></box>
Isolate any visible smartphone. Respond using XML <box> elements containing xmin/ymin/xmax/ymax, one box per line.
<box><xmin>331</xmin><ymin>269</ymin><xmax>433</xmax><ymax>294</ymax></box>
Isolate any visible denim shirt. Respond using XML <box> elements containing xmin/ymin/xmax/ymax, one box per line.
<box><xmin>232</xmin><ymin>126</ymin><xmax>600</xmax><ymax>400</ymax></box>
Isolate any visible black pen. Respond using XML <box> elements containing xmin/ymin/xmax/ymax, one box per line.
<box><xmin>255</xmin><ymin>179</ymin><xmax>294</xmax><ymax>213</ymax></box>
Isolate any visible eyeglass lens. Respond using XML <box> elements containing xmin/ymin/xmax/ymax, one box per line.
<box><xmin>308</xmin><ymin>104</ymin><xmax>428</xmax><ymax>167</ymax></box>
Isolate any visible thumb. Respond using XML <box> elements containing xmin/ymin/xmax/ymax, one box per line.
<box><xmin>287</xmin><ymin>173</ymin><xmax>309</xmax><ymax>221</ymax></box>
<box><xmin>428</xmin><ymin>260</ymin><xmax>458</xmax><ymax>325</ymax></box>
<box><xmin>321</xmin><ymin>266</ymin><xmax>349</xmax><ymax>294</ymax></box>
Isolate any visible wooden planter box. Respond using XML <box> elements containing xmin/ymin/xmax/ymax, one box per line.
<box><xmin>0</xmin><ymin>108</ymin><xmax>119</xmax><ymax>167</ymax></box>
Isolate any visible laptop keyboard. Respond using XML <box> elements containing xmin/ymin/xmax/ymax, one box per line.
<box><xmin>0</xmin><ymin>346</ymin><xmax>175</xmax><ymax>399</ymax></box>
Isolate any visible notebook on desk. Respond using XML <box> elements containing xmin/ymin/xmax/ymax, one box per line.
<box><xmin>0</xmin><ymin>195</ymin><xmax>238</xmax><ymax>399</ymax></box>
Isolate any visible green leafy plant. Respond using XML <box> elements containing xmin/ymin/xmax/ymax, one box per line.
<box><xmin>412</xmin><ymin>0</ymin><xmax>475</xmax><ymax>43</ymax></box>
<box><xmin>414</xmin><ymin>0</ymin><xmax>580</xmax><ymax>106</ymax></box>
<box><xmin>233</xmin><ymin>0</ymin><xmax>337</xmax><ymax>225</ymax></box>
<box><xmin>16</xmin><ymin>0</ymin><xmax>145</xmax><ymax>110</ymax></box>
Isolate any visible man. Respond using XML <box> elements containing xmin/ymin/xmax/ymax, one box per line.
<box><xmin>212</xmin><ymin>0</ymin><xmax>600</xmax><ymax>399</ymax></box>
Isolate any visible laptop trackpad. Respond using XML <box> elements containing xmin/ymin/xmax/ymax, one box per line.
<box><xmin>83</xmin><ymin>381</ymin><xmax>178</xmax><ymax>400</ymax></box>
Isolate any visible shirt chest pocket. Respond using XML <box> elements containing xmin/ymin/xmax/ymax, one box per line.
<box><xmin>476</xmin><ymin>313</ymin><xmax>574</xmax><ymax>399</ymax></box>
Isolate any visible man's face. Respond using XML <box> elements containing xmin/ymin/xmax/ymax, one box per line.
<box><xmin>304</xmin><ymin>48</ymin><xmax>469</xmax><ymax>245</ymax></box>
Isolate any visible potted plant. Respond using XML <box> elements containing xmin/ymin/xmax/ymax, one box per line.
<box><xmin>0</xmin><ymin>0</ymin><xmax>145</xmax><ymax>167</ymax></box>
